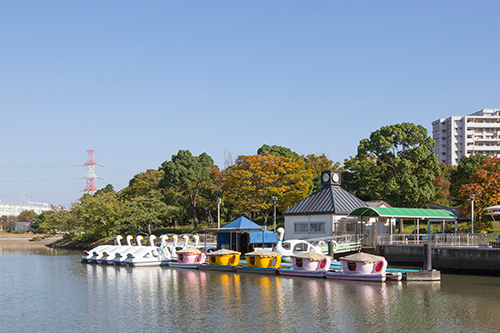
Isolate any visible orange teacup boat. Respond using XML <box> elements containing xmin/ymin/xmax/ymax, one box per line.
<box><xmin>235</xmin><ymin>249</ymin><xmax>282</xmax><ymax>275</ymax></box>
<box><xmin>199</xmin><ymin>249</ymin><xmax>241</xmax><ymax>272</ymax></box>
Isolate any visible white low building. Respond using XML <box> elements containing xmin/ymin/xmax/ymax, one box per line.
<box><xmin>283</xmin><ymin>170</ymin><xmax>385</xmax><ymax>241</ymax></box>
<box><xmin>0</xmin><ymin>201</ymin><xmax>52</xmax><ymax>216</ymax></box>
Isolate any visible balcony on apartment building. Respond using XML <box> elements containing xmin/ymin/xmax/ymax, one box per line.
<box><xmin>465</xmin><ymin>122</ymin><xmax>500</xmax><ymax>128</ymax></box>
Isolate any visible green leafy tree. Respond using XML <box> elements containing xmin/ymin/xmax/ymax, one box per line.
<box><xmin>196</xmin><ymin>168</ymin><xmax>225</xmax><ymax>227</ymax></box>
<box><xmin>36</xmin><ymin>206</ymin><xmax>76</xmax><ymax>236</ymax></box>
<box><xmin>19</xmin><ymin>210</ymin><xmax>38</xmax><ymax>220</ymax></box>
<box><xmin>119</xmin><ymin>169</ymin><xmax>165</xmax><ymax>201</ymax></box>
<box><xmin>161</xmin><ymin>187</ymin><xmax>190</xmax><ymax>228</ymax></box>
<box><xmin>94</xmin><ymin>184</ymin><xmax>115</xmax><ymax>196</ymax></box>
<box><xmin>119</xmin><ymin>189</ymin><xmax>178</xmax><ymax>235</ymax></box>
<box><xmin>348</xmin><ymin>122</ymin><xmax>441</xmax><ymax>207</ymax></box>
<box><xmin>257</xmin><ymin>144</ymin><xmax>300</xmax><ymax>161</ymax></box>
<box><xmin>343</xmin><ymin>155</ymin><xmax>379</xmax><ymax>201</ymax></box>
<box><xmin>159</xmin><ymin>150</ymin><xmax>217</xmax><ymax>228</ymax></box>
<box><xmin>71</xmin><ymin>191</ymin><xmax>126</xmax><ymax>240</ymax></box>
<box><xmin>32</xmin><ymin>210</ymin><xmax>51</xmax><ymax>233</ymax></box>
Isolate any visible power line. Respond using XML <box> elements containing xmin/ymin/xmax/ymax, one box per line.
<box><xmin>0</xmin><ymin>191</ymin><xmax>84</xmax><ymax>197</ymax></box>
<box><xmin>0</xmin><ymin>165</ymin><xmax>78</xmax><ymax>169</ymax></box>
<box><xmin>96</xmin><ymin>165</ymin><xmax>136</xmax><ymax>175</ymax></box>
<box><xmin>0</xmin><ymin>179</ymin><xmax>78</xmax><ymax>183</ymax></box>
<box><xmin>0</xmin><ymin>164</ymin><xmax>137</xmax><ymax>176</ymax></box>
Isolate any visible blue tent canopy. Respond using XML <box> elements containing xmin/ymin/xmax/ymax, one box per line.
<box><xmin>217</xmin><ymin>216</ymin><xmax>278</xmax><ymax>250</ymax></box>
<box><xmin>248</xmin><ymin>230</ymin><xmax>279</xmax><ymax>244</ymax></box>
<box><xmin>222</xmin><ymin>216</ymin><xmax>263</xmax><ymax>230</ymax></box>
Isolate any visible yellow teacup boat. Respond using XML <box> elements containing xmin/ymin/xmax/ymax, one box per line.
<box><xmin>199</xmin><ymin>249</ymin><xmax>241</xmax><ymax>272</ymax></box>
<box><xmin>235</xmin><ymin>249</ymin><xmax>282</xmax><ymax>275</ymax></box>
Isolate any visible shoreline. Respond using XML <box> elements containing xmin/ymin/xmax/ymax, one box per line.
<box><xmin>0</xmin><ymin>234</ymin><xmax>64</xmax><ymax>244</ymax></box>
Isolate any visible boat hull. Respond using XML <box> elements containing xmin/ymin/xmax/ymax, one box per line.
<box><xmin>126</xmin><ymin>260</ymin><xmax>162</xmax><ymax>267</ymax></box>
<box><xmin>199</xmin><ymin>264</ymin><xmax>236</xmax><ymax>272</ymax></box>
<box><xmin>278</xmin><ymin>268</ymin><xmax>327</xmax><ymax>278</ymax></box>
<box><xmin>386</xmin><ymin>272</ymin><xmax>403</xmax><ymax>281</ymax></box>
<box><xmin>168</xmin><ymin>262</ymin><xmax>201</xmax><ymax>269</ymax></box>
<box><xmin>245</xmin><ymin>255</ymin><xmax>281</xmax><ymax>269</ymax></box>
<box><xmin>325</xmin><ymin>271</ymin><xmax>386</xmax><ymax>282</ymax></box>
<box><xmin>208</xmin><ymin>254</ymin><xmax>240</xmax><ymax>266</ymax></box>
<box><xmin>235</xmin><ymin>266</ymin><xmax>278</xmax><ymax>275</ymax></box>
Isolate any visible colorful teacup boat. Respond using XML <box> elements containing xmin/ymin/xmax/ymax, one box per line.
<box><xmin>235</xmin><ymin>249</ymin><xmax>282</xmax><ymax>275</ymax></box>
<box><xmin>199</xmin><ymin>249</ymin><xmax>241</xmax><ymax>272</ymax></box>
<box><xmin>326</xmin><ymin>252</ymin><xmax>401</xmax><ymax>281</ymax></box>
<box><xmin>277</xmin><ymin>252</ymin><xmax>331</xmax><ymax>278</ymax></box>
<box><xmin>168</xmin><ymin>247</ymin><xmax>206</xmax><ymax>269</ymax></box>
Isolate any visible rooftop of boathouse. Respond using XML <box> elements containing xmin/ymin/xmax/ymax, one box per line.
<box><xmin>283</xmin><ymin>170</ymin><xmax>393</xmax><ymax>216</ymax></box>
<box><xmin>348</xmin><ymin>207</ymin><xmax>456</xmax><ymax>220</ymax></box>
<box><xmin>283</xmin><ymin>183</ymin><xmax>366</xmax><ymax>216</ymax></box>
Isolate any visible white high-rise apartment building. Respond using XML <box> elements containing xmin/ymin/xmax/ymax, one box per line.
<box><xmin>432</xmin><ymin>109</ymin><xmax>500</xmax><ymax>165</ymax></box>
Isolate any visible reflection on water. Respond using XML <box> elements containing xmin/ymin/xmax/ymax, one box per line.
<box><xmin>1</xmin><ymin>243</ymin><xmax>500</xmax><ymax>333</ymax></box>
<box><xmin>0</xmin><ymin>241</ymin><xmax>74</xmax><ymax>256</ymax></box>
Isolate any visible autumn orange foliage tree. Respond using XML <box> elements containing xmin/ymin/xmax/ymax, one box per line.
<box><xmin>429</xmin><ymin>163</ymin><xmax>455</xmax><ymax>207</ymax></box>
<box><xmin>456</xmin><ymin>157</ymin><xmax>500</xmax><ymax>232</ymax></box>
<box><xmin>222</xmin><ymin>154</ymin><xmax>313</xmax><ymax>225</ymax></box>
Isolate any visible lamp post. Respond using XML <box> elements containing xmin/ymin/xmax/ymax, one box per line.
<box><xmin>217</xmin><ymin>198</ymin><xmax>221</xmax><ymax>229</ymax></box>
<box><xmin>469</xmin><ymin>194</ymin><xmax>476</xmax><ymax>234</ymax></box>
<box><xmin>272</xmin><ymin>196</ymin><xmax>278</xmax><ymax>232</ymax></box>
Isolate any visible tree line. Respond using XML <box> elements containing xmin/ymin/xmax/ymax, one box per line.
<box><xmin>3</xmin><ymin>122</ymin><xmax>497</xmax><ymax>239</ymax></box>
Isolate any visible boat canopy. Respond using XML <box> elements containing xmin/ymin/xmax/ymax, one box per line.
<box><xmin>291</xmin><ymin>252</ymin><xmax>331</xmax><ymax>261</ymax></box>
<box><xmin>245</xmin><ymin>249</ymin><xmax>282</xmax><ymax>258</ymax></box>
<box><xmin>207</xmin><ymin>249</ymin><xmax>241</xmax><ymax>256</ymax></box>
<box><xmin>176</xmin><ymin>247</ymin><xmax>202</xmax><ymax>254</ymax></box>
<box><xmin>339</xmin><ymin>252</ymin><xmax>385</xmax><ymax>263</ymax></box>
<box><xmin>348</xmin><ymin>207</ymin><xmax>456</xmax><ymax>220</ymax></box>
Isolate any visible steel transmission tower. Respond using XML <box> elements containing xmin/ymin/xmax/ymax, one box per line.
<box><xmin>84</xmin><ymin>150</ymin><xmax>97</xmax><ymax>195</ymax></box>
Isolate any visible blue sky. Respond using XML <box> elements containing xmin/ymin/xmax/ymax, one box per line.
<box><xmin>1</xmin><ymin>1</ymin><xmax>499</xmax><ymax>206</ymax></box>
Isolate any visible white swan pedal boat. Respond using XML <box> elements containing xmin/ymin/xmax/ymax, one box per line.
<box><xmin>274</xmin><ymin>228</ymin><xmax>325</xmax><ymax>263</ymax></box>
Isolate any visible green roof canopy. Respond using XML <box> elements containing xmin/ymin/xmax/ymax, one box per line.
<box><xmin>348</xmin><ymin>207</ymin><xmax>456</xmax><ymax>220</ymax></box>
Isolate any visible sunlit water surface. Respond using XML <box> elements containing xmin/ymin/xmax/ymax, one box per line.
<box><xmin>1</xmin><ymin>242</ymin><xmax>500</xmax><ymax>333</ymax></box>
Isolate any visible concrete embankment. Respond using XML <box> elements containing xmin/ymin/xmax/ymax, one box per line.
<box><xmin>0</xmin><ymin>234</ymin><xmax>63</xmax><ymax>244</ymax></box>
<box><xmin>364</xmin><ymin>245</ymin><xmax>500</xmax><ymax>274</ymax></box>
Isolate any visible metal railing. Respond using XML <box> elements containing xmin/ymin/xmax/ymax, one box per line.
<box><xmin>376</xmin><ymin>233</ymin><xmax>500</xmax><ymax>247</ymax></box>
<box><xmin>308</xmin><ymin>234</ymin><xmax>364</xmax><ymax>253</ymax></box>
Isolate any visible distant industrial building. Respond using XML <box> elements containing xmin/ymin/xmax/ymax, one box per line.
<box><xmin>0</xmin><ymin>201</ymin><xmax>51</xmax><ymax>216</ymax></box>
<box><xmin>432</xmin><ymin>109</ymin><xmax>500</xmax><ymax>165</ymax></box>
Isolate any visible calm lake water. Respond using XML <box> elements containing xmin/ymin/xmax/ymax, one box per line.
<box><xmin>1</xmin><ymin>242</ymin><xmax>500</xmax><ymax>333</ymax></box>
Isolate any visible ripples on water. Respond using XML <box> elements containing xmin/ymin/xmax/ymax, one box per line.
<box><xmin>1</xmin><ymin>242</ymin><xmax>500</xmax><ymax>333</ymax></box>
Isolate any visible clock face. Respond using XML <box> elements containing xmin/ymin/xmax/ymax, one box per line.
<box><xmin>322</xmin><ymin>173</ymin><xmax>330</xmax><ymax>183</ymax></box>
<box><xmin>332</xmin><ymin>173</ymin><xmax>339</xmax><ymax>183</ymax></box>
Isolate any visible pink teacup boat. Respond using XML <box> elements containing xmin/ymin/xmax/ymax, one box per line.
<box><xmin>325</xmin><ymin>252</ymin><xmax>400</xmax><ymax>282</ymax></box>
<box><xmin>168</xmin><ymin>247</ymin><xmax>206</xmax><ymax>269</ymax></box>
<box><xmin>278</xmin><ymin>252</ymin><xmax>331</xmax><ymax>278</ymax></box>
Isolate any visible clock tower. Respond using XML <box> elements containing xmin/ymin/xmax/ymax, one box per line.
<box><xmin>321</xmin><ymin>170</ymin><xmax>341</xmax><ymax>186</ymax></box>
